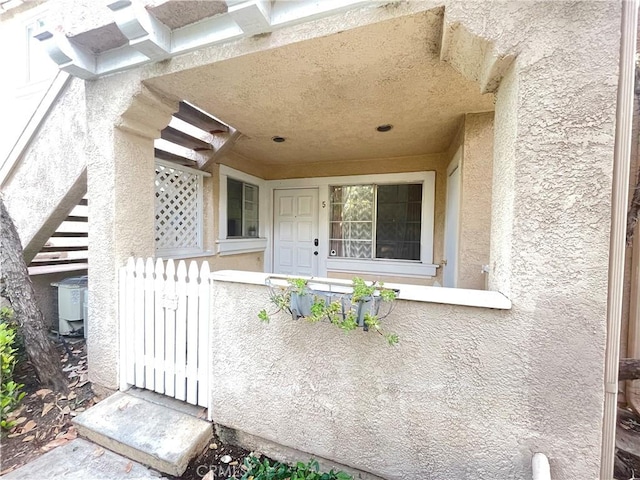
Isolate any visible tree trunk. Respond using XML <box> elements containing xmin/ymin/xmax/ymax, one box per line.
<box><xmin>619</xmin><ymin>358</ymin><xmax>640</xmax><ymax>381</ymax></box>
<box><xmin>0</xmin><ymin>197</ymin><xmax>68</xmax><ymax>393</ymax></box>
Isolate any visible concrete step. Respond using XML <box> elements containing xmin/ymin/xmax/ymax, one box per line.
<box><xmin>2</xmin><ymin>438</ymin><xmax>164</xmax><ymax>480</ymax></box>
<box><xmin>73</xmin><ymin>390</ymin><xmax>212</xmax><ymax>477</ymax></box>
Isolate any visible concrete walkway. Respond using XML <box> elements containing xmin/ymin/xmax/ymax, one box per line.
<box><xmin>2</xmin><ymin>438</ymin><xmax>164</xmax><ymax>480</ymax></box>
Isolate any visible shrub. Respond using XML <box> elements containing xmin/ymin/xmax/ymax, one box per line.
<box><xmin>234</xmin><ymin>456</ymin><xmax>352</xmax><ymax>480</ymax></box>
<box><xmin>1</xmin><ymin>308</ymin><xmax>25</xmax><ymax>430</ymax></box>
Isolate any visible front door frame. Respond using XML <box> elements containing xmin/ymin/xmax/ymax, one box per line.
<box><xmin>272</xmin><ymin>187</ymin><xmax>320</xmax><ymax>276</ymax></box>
<box><xmin>266</xmin><ymin>171</ymin><xmax>437</xmax><ymax>278</ymax></box>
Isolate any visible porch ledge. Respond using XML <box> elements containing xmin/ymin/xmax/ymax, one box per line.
<box><xmin>216</xmin><ymin>238</ymin><xmax>267</xmax><ymax>256</ymax></box>
<box><xmin>209</xmin><ymin>270</ymin><xmax>512</xmax><ymax>310</ymax></box>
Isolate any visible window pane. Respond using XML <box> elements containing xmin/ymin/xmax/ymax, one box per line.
<box><xmin>227</xmin><ymin>178</ymin><xmax>243</xmax><ymax>237</ymax></box>
<box><xmin>375</xmin><ymin>184</ymin><xmax>422</xmax><ymax>260</ymax></box>
<box><xmin>329</xmin><ymin>185</ymin><xmax>374</xmax><ymax>258</ymax></box>
<box><xmin>26</xmin><ymin>19</ymin><xmax>57</xmax><ymax>83</ymax></box>
<box><xmin>243</xmin><ymin>183</ymin><xmax>259</xmax><ymax>237</ymax></box>
<box><xmin>329</xmin><ymin>240</ymin><xmax>371</xmax><ymax>259</ymax></box>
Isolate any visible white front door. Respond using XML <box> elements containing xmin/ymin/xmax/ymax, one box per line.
<box><xmin>443</xmin><ymin>150</ymin><xmax>461</xmax><ymax>288</ymax></box>
<box><xmin>273</xmin><ymin>188</ymin><xmax>319</xmax><ymax>276</ymax></box>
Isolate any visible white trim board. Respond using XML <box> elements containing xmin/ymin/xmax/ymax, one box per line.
<box><xmin>209</xmin><ymin>270</ymin><xmax>512</xmax><ymax>310</ymax></box>
<box><xmin>218</xmin><ymin>165</ymin><xmax>269</xmax><ymax>257</ymax></box>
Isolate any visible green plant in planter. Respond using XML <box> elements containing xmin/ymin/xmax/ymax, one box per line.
<box><xmin>259</xmin><ymin>277</ymin><xmax>399</xmax><ymax>345</ymax></box>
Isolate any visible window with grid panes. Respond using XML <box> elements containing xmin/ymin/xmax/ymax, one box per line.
<box><xmin>329</xmin><ymin>183</ymin><xmax>423</xmax><ymax>261</ymax></box>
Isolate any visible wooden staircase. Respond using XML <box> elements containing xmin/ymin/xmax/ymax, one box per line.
<box><xmin>154</xmin><ymin>100</ymin><xmax>238</xmax><ymax>169</ymax></box>
<box><xmin>28</xmin><ymin>197</ymin><xmax>88</xmax><ymax>275</ymax></box>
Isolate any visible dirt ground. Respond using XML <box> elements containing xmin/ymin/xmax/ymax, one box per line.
<box><xmin>0</xmin><ymin>336</ymin><xmax>96</xmax><ymax>475</ymax></box>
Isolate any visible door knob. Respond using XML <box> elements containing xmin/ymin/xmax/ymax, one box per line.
<box><xmin>314</xmin><ymin>251</ymin><xmax>318</xmax><ymax>256</ymax></box>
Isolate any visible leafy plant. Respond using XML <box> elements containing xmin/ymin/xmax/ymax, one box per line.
<box><xmin>260</xmin><ymin>277</ymin><xmax>399</xmax><ymax>345</ymax></box>
<box><xmin>232</xmin><ymin>456</ymin><xmax>352</xmax><ymax>480</ymax></box>
<box><xmin>1</xmin><ymin>308</ymin><xmax>25</xmax><ymax>430</ymax></box>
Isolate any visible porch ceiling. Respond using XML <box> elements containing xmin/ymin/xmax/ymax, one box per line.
<box><xmin>145</xmin><ymin>9</ymin><xmax>494</xmax><ymax>165</ymax></box>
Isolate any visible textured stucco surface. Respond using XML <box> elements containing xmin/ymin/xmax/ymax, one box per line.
<box><xmin>458</xmin><ymin>112</ymin><xmax>493</xmax><ymax>290</ymax></box>
<box><xmin>209</xmin><ymin>280</ymin><xmax>591</xmax><ymax>479</ymax></box>
<box><xmin>2</xmin><ymin>77</ymin><xmax>87</xmax><ymax>257</ymax></box>
<box><xmin>145</xmin><ymin>8</ymin><xmax>494</xmax><ymax>165</ymax></box>
<box><xmin>85</xmin><ymin>70</ymin><xmax>175</xmax><ymax>390</ymax></box>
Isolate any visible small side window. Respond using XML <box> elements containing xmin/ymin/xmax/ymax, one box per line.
<box><xmin>227</xmin><ymin>178</ymin><xmax>259</xmax><ymax>238</ymax></box>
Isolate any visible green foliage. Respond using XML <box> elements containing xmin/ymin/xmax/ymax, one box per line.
<box><xmin>259</xmin><ymin>277</ymin><xmax>399</xmax><ymax>345</ymax></box>
<box><xmin>233</xmin><ymin>456</ymin><xmax>352</xmax><ymax>480</ymax></box>
<box><xmin>0</xmin><ymin>308</ymin><xmax>25</xmax><ymax>430</ymax></box>
<box><xmin>288</xmin><ymin>278</ymin><xmax>309</xmax><ymax>294</ymax></box>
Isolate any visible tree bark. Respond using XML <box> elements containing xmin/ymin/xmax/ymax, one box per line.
<box><xmin>626</xmin><ymin>67</ymin><xmax>640</xmax><ymax>245</ymax></box>
<box><xmin>619</xmin><ymin>358</ymin><xmax>640</xmax><ymax>381</ymax></box>
<box><xmin>0</xmin><ymin>197</ymin><xmax>68</xmax><ymax>393</ymax></box>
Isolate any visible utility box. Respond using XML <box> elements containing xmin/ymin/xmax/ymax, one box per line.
<box><xmin>51</xmin><ymin>276</ymin><xmax>88</xmax><ymax>336</ymax></box>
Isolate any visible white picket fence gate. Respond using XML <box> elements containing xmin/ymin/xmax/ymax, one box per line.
<box><xmin>119</xmin><ymin>257</ymin><xmax>211</xmax><ymax>409</ymax></box>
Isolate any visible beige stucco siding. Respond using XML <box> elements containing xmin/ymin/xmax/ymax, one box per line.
<box><xmin>458</xmin><ymin>112</ymin><xmax>493</xmax><ymax>290</ymax></box>
<box><xmin>208</xmin><ymin>280</ymin><xmax>578</xmax><ymax>478</ymax></box>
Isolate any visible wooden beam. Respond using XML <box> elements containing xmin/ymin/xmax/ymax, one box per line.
<box><xmin>173</xmin><ymin>102</ymin><xmax>229</xmax><ymax>134</ymax></box>
<box><xmin>65</xmin><ymin>215</ymin><xmax>88</xmax><ymax>222</ymax></box>
<box><xmin>154</xmin><ymin>149</ymin><xmax>198</xmax><ymax>167</ymax></box>
<box><xmin>29</xmin><ymin>257</ymin><xmax>88</xmax><ymax>267</ymax></box>
<box><xmin>161</xmin><ymin>125</ymin><xmax>213</xmax><ymax>151</ymax></box>
<box><xmin>51</xmin><ymin>232</ymin><xmax>88</xmax><ymax>238</ymax></box>
<box><xmin>40</xmin><ymin>246</ymin><xmax>88</xmax><ymax>253</ymax></box>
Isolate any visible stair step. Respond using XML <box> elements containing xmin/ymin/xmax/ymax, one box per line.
<box><xmin>40</xmin><ymin>245</ymin><xmax>88</xmax><ymax>252</ymax></box>
<box><xmin>29</xmin><ymin>257</ymin><xmax>88</xmax><ymax>266</ymax></box>
<box><xmin>73</xmin><ymin>391</ymin><xmax>212</xmax><ymax>476</ymax></box>
<box><xmin>174</xmin><ymin>101</ymin><xmax>229</xmax><ymax>134</ymax></box>
<box><xmin>161</xmin><ymin>125</ymin><xmax>212</xmax><ymax>151</ymax></box>
<box><xmin>51</xmin><ymin>231</ymin><xmax>87</xmax><ymax>238</ymax></box>
<box><xmin>154</xmin><ymin>148</ymin><xmax>198</xmax><ymax>167</ymax></box>
<box><xmin>65</xmin><ymin>215</ymin><xmax>88</xmax><ymax>222</ymax></box>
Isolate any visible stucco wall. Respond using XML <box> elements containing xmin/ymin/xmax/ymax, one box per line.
<box><xmin>458</xmin><ymin>112</ymin><xmax>493</xmax><ymax>290</ymax></box>
<box><xmin>210</xmin><ymin>280</ymin><xmax>592</xmax><ymax>479</ymax></box>
<box><xmin>2</xmin><ymin>77</ymin><xmax>87</xmax><ymax>258</ymax></box>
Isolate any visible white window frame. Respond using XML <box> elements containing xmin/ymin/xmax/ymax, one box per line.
<box><xmin>266</xmin><ymin>171</ymin><xmax>437</xmax><ymax>278</ymax></box>
<box><xmin>226</xmin><ymin>177</ymin><xmax>260</xmax><ymax>238</ymax></box>
<box><xmin>218</xmin><ymin>165</ymin><xmax>268</xmax><ymax>256</ymax></box>
<box><xmin>21</xmin><ymin>8</ymin><xmax>57</xmax><ymax>90</ymax></box>
<box><xmin>154</xmin><ymin>159</ymin><xmax>209</xmax><ymax>257</ymax></box>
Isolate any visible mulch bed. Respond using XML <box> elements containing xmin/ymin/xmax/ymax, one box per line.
<box><xmin>0</xmin><ymin>337</ymin><xmax>96</xmax><ymax>476</ymax></box>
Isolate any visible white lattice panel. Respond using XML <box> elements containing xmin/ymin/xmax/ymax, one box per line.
<box><xmin>155</xmin><ymin>163</ymin><xmax>203</xmax><ymax>254</ymax></box>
